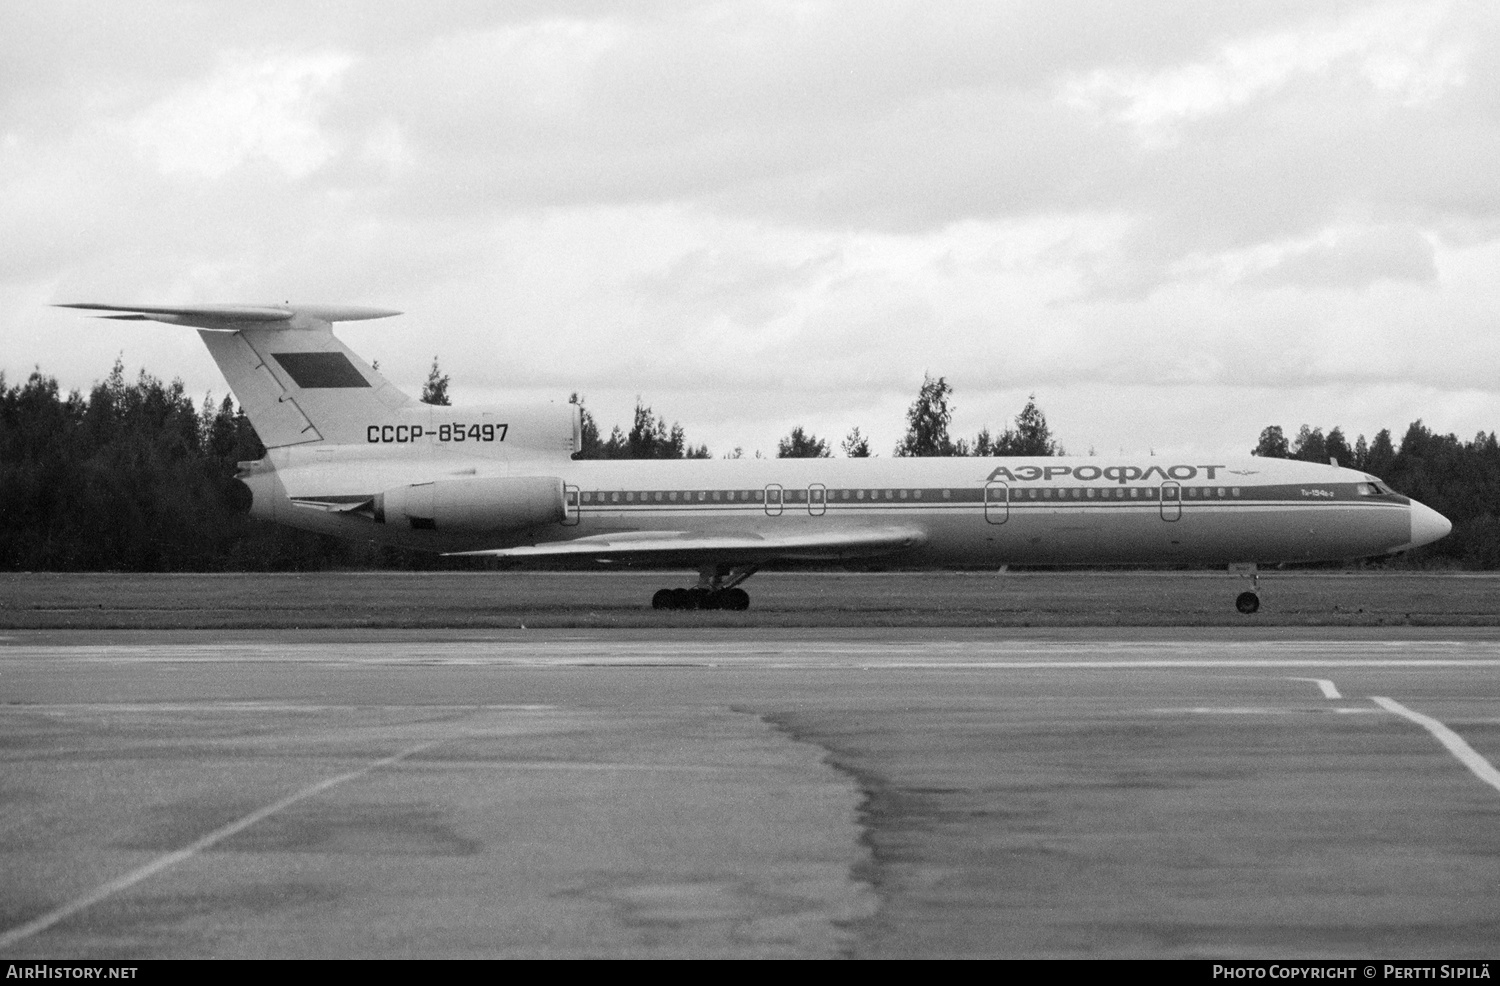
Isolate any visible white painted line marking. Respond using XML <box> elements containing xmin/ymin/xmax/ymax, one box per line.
<box><xmin>1371</xmin><ymin>696</ymin><xmax>1500</xmax><ymax>795</ymax></box>
<box><xmin>0</xmin><ymin>738</ymin><xmax>441</xmax><ymax>951</ymax></box>
<box><xmin>1289</xmin><ymin>677</ymin><xmax>1342</xmax><ymax>699</ymax></box>
<box><xmin>1156</xmin><ymin>707</ymin><xmax>1292</xmax><ymax>715</ymax></box>
<box><xmin>1154</xmin><ymin>707</ymin><xmax>1380</xmax><ymax>716</ymax></box>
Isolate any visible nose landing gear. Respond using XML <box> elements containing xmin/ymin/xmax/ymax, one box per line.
<box><xmin>1231</xmin><ymin>563</ymin><xmax>1260</xmax><ymax>614</ymax></box>
<box><xmin>651</xmin><ymin>565</ymin><xmax>757</xmax><ymax>611</ymax></box>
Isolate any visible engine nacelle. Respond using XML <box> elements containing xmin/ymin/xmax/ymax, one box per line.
<box><xmin>375</xmin><ymin>475</ymin><xmax>565</xmax><ymax>532</ymax></box>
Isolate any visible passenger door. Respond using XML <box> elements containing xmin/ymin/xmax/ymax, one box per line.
<box><xmin>1160</xmin><ymin>482</ymin><xmax>1181</xmax><ymax>521</ymax></box>
<box><xmin>808</xmin><ymin>484</ymin><xmax>827</xmax><ymax>517</ymax></box>
<box><xmin>984</xmin><ymin>481</ymin><xmax>1009</xmax><ymax>525</ymax></box>
<box><xmin>764</xmin><ymin>484</ymin><xmax>784</xmax><ymax>517</ymax></box>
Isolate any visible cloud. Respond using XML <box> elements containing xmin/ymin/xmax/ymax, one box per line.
<box><xmin>126</xmin><ymin>50</ymin><xmax>352</xmax><ymax>179</ymax></box>
<box><xmin>1061</xmin><ymin>1</ymin><xmax>1467</xmax><ymax>136</ymax></box>
<box><xmin>1242</xmin><ymin>225</ymin><xmax>1438</xmax><ymax>288</ymax></box>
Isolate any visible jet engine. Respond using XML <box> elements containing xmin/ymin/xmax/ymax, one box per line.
<box><xmin>375</xmin><ymin>475</ymin><xmax>565</xmax><ymax>532</ymax></box>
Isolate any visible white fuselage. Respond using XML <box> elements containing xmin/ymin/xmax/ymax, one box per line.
<box><xmin>241</xmin><ymin>445</ymin><xmax>1444</xmax><ymax>567</ymax></box>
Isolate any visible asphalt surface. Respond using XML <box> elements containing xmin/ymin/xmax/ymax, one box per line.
<box><xmin>2</xmin><ymin>628</ymin><xmax>1499</xmax><ymax>958</ymax></box>
<box><xmin>5</xmin><ymin>570</ymin><xmax>1498</xmax><ymax>629</ymax></box>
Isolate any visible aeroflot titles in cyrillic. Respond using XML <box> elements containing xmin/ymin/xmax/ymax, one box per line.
<box><xmin>986</xmin><ymin>464</ymin><xmax>1226</xmax><ymax>484</ymax></box>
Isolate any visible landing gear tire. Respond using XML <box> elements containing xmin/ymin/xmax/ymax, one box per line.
<box><xmin>654</xmin><ymin>566</ymin><xmax>758</xmax><ymax>612</ymax></box>
<box><xmin>1236</xmin><ymin>591</ymin><xmax>1260</xmax><ymax>615</ymax></box>
<box><xmin>652</xmin><ymin>585</ymin><xmax>752</xmax><ymax>611</ymax></box>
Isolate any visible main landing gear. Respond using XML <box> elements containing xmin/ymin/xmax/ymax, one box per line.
<box><xmin>1231</xmin><ymin>563</ymin><xmax>1260</xmax><ymax>614</ymax></box>
<box><xmin>652</xmin><ymin>566</ymin><xmax>757</xmax><ymax>611</ymax></box>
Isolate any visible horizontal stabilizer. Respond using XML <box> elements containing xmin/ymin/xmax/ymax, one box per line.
<box><xmin>57</xmin><ymin>303</ymin><xmax>400</xmax><ymax>331</ymax></box>
<box><xmin>448</xmin><ymin>526</ymin><xmax>927</xmax><ymax>563</ymax></box>
<box><xmin>60</xmin><ymin>300</ymin><xmax>411</xmax><ymax>447</ymax></box>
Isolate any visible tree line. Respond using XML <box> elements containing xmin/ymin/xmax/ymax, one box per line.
<box><xmin>763</xmin><ymin>374</ymin><xmax>1060</xmax><ymax>460</ymax></box>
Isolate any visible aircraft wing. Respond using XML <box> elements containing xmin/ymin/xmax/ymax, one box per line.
<box><xmin>447</xmin><ymin>526</ymin><xmax>927</xmax><ymax>563</ymax></box>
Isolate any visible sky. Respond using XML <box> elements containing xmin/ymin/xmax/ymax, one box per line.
<box><xmin>3</xmin><ymin>0</ymin><xmax>1498</xmax><ymax>461</ymax></box>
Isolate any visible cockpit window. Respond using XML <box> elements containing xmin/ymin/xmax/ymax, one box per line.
<box><xmin>1358</xmin><ymin>481</ymin><xmax>1389</xmax><ymax>496</ymax></box>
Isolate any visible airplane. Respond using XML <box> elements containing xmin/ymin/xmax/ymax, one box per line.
<box><xmin>59</xmin><ymin>302</ymin><xmax>1453</xmax><ymax>614</ymax></box>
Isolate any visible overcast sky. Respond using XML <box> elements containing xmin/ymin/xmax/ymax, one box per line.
<box><xmin>4</xmin><ymin>1</ymin><xmax>1497</xmax><ymax>460</ymax></box>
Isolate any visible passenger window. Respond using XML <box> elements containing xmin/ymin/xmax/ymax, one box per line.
<box><xmin>1232</xmin><ymin>487</ymin><xmax>1241</xmax><ymax>497</ymax></box>
<box><xmin>900</xmin><ymin>489</ymin><xmax>908</xmax><ymax>500</ymax></box>
<box><xmin>942</xmin><ymin>490</ymin><xmax>951</xmax><ymax>499</ymax></box>
<box><xmin>913</xmin><ymin>489</ymin><xmax>922</xmax><ymax>500</ymax></box>
<box><xmin>712</xmin><ymin>491</ymin><xmax>721</xmax><ymax>501</ymax></box>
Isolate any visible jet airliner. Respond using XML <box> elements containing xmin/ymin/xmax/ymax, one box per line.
<box><xmin>61</xmin><ymin>303</ymin><xmax>1453</xmax><ymax>613</ymax></box>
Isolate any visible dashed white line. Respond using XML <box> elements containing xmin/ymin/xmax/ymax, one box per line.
<box><xmin>0</xmin><ymin>738</ymin><xmax>442</xmax><ymax>951</ymax></box>
<box><xmin>1372</xmin><ymin>696</ymin><xmax>1500</xmax><ymax>795</ymax></box>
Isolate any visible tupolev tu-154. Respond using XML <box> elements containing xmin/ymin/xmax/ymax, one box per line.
<box><xmin>61</xmin><ymin>302</ymin><xmax>1452</xmax><ymax>613</ymax></box>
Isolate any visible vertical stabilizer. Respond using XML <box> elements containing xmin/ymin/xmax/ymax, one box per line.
<box><xmin>198</xmin><ymin>324</ymin><xmax>411</xmax><ymax>447</ymax></box>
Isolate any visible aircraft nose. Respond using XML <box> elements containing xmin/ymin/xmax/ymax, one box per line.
<box><xmin>1409</xmin><ymin>500</ymin><xmax>1452</xmax><ymax>549</ymax></box>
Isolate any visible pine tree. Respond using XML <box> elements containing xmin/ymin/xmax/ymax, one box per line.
<box><xmin>895</xmin><ymin>374</ymin><xmax>956</xmax><ymax>457</ymax></box>
<box><xmin>1001</xmin><ymin>395</ymin><xmax>1058</xmax><ymax>456</ymax></box>
<box><xmin>420</xmin><ymin>357</ymin><xmax>450</xmax><ymax>406</ymax></box>
<box><xmin>1325</xmin><ymin>427</ymin><xmax>1352</xmax><ymax>466</ymax></box>
<box><xmin>1291</xmin><ymin>425</ymin><xmax>1327</xmax><ymax>463</ymax></box>
<box><xmin>1365</xmin><ymin>429</ymin><xmax>1396</xmax><ymax>476</ymax></box>
<box><xmin>777</xmin><ymin>427</ymin><xmax>830</xmax><ymax>458</ymax></box>
<box><xmin>1252</xmin><ymin>425</ymin><xmax>1290</xmax><ymax>458</ymax></box>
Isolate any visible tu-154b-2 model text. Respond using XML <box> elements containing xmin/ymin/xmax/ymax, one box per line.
<box><xmin>60</xmin><ymin>303</ymin><xmax>1452</xmax><ymax>613</ymax></box>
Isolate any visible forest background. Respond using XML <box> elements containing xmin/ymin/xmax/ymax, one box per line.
<box><xmin>2</xmin><ymin>359</ymin><xmax>1496</xmax><ymax>571</ymax></box>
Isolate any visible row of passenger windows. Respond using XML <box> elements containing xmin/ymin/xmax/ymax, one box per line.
<box><xmin>579</xmin><ymin>486</ymin><xmax>1248</xmax><ymax>504</ymax></box>
<box><xmin>1015</xmin><ymin>486</ymin><xmax>1244</xmax><ymax>499</ymax></box>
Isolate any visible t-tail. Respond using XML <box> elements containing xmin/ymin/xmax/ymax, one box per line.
<box><xmin>56</xmin><ymin>303</ymin><xmax>409</xmax><ymax>447</ymax></box>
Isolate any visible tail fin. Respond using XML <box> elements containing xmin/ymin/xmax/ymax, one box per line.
<box><xmin>59</xmin><ymin>303</ymin><xmax>412</xmax><ymax>448</ymax></box>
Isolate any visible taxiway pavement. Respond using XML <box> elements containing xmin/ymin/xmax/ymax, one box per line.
<box><xmin>2</xmin><ymin>628</ymin><xmax>1498</xmax><ymax>958</ymax></box>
